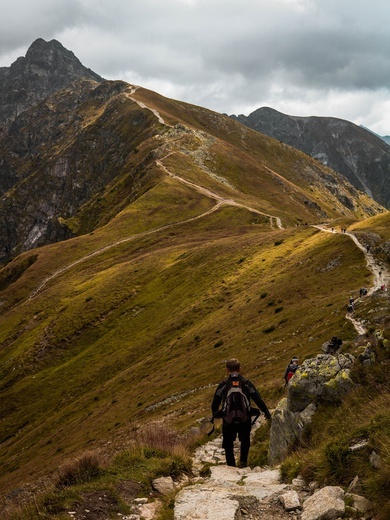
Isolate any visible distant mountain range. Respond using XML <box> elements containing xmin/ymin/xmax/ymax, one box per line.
<box><xmin>360</xmin><ymin>125</ymin><xmax>390</xmax><ymax>145</ymax></box>
<box><xmin>230</xmin><ymin>107</ymin><xmax>390</xmax><ymax>209</ymax></box>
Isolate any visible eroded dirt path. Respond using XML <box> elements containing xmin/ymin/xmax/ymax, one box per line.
<box><xmin>29</xmin><ymin>202</ymin><xmax>225</xmax><ymax>298</ymax></box>
<box><xmin>157</xmin><ymin>158</ymin><xmax>284</xmax><ymax>229</ymax></box>
<box><xmin>30</xmin><ymin>152</ymin><xmax>283</xmax><ymax>299</ymax></box>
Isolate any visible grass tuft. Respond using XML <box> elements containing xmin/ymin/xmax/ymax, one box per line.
<box><xmin>56</xmin><ymin>451</ymin><xmax>103</xmax><ymax>488</ymax></box>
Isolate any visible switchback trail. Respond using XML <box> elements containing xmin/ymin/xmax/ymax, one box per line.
<box><xmin>30</xmin><ymin>153</ymin><xmax>284</xmax><ymax>299</ymax></box>
<box><xmin>126</xmin><ymin>87</ymin><xmax>284</xmax><ymax>230</ymax></box>
<box><xmin>156</xmin><ymin>158</ymin><xmax>284</xmax><ymax>230</ymax></box>
<box><xmin>313</xmin><ymin>224</ymin><xmax>389</xmax><ymax>335</ymax></box>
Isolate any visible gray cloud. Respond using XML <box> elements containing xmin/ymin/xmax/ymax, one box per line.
<box><xmin>1</xmin><ymin>0</ymin><xmax>390</xmax><ymax>134</ymax></box>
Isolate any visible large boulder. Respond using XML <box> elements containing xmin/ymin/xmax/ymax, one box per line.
<box><xmin>288</xmin><ymin>354</ymin><xmax>355</xmax><ymax>412</ymax></box>
<box><xmin>268</xmin><ymin>398</ymin><xmax>316</xmax><ymax>465</ymax></box>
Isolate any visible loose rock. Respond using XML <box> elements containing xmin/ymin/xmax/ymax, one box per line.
<box><xmin>279</xmin><ymin>490</ymin><xmax>302</xmax><ymax>511</ymax></box>
<box><xmin>301</xmin><ymin>486</ymin><xmax>345</xmax><ymax>520</ymax></box>
<box><xmin>152</xmin><ymin>476</ymin><xmax>175</xmax><ymax>495</ymax></box>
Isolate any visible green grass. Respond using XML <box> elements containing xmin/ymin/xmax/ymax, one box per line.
<box><xmin>0</xmin><ymin>217</ymin><xmax>372</xmax><ymax>499</ymax></box>
<box><xmin>3</xmin><ymin>422</ymin><xmax>193</xmax><ymax>519</ymax></box>
<box><xmin>280</xmin><ymin>323</ymin><xmax>390</xmax><ymax>519</ymax></box>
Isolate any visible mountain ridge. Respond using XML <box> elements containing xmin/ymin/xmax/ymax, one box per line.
<box><xmin>230</xmin><ymin>107</ymin><xmax>390</xmax><ymax>209</ymax></box>
<box><xmin>0</xmin><ymin>75</ymin><xmax>383</xmax><ymax>264</ymax></box>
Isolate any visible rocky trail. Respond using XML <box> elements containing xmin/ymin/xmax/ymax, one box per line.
<box><xmin>173</xmin><ymin>420</ymin><xmax>299</xmax><ymax>520</ymax></box>
<box><xmin>169</xmin><ymin>224</ymin><xmax>387</xmax><ymax>519</ymax></box>
<box><xmin>171</xmin><ymin>418</ymin><xmax>366</xmax><ymax>520</ymax></box>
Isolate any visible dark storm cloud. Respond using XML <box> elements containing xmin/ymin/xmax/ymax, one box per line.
<box><xmin>1</xmin><ymin>0</ymin><xmax>390</xmax><ymax>133</ymax></box>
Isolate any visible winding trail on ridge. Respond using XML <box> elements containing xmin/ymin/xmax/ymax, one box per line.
<box><xmin>29</xmin><ymin>202</ymin><xmax>225</xmax><ymax>299</ymax></box>
<box><xmin>156</xmin><ymin>158</ymin><xmax>284</xmax><ymax>230</ymax></box>
<box><xmin>313</xmin><ymin>224</ymin><xmax>389</xmax><ymax>335</ymax></box>
<box><xmin>29</xmin><ymin>133</ymin><xmax>283</xmax><ymax>298</ymax></box>
<box><xmin>173</xmin><ymin>222</ymin><xmax>389</xmax><ymax>519</ymax></box>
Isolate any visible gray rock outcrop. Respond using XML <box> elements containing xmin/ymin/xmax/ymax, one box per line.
<box><xmin>0</xmin><ymin>38</ymin><xmax>103</xmax><ymax>132</ymax></box>
<box><xmin>288</xmin><ymin>354</ymin><xmax>355</xmax><ymax>412</ymax></box>
<box><xmin>268</xmin><ymin>399</ymin><xmax>316</xmax><ymax>465</ymax></box>
<box><xmin>268</xmin><ymin>354</ymin><xmax>355</xmax><ymax>464</ymax></box>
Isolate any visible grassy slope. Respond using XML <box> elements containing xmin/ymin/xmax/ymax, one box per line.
<box><xmin>0</xmin><ymin>195</ymin><xmax>371</xmax><ymax>494</ymax></box>
<box><xmin>0</xmin><ymin>83</ymin><xmax>388</xmax><ymax>505</ymax></box>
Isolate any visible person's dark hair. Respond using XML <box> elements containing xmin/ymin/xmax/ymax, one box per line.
<box><xmin>226</xmin><ymin>358</ymin><xmax>240</xmax><ymax>372</ymax></box>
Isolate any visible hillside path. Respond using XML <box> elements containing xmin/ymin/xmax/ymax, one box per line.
<box><xmin>157</xmin><ymin>158</ymin><xmax>284</xmax><ymax>229</ymax></box>
<box><xmin>27</xmin><ymin>86</ymin><xmax>287</xmax><ymax>299</ymax></box>
<box><xmin>125</xmin><ymin>88</ymin><xmax>284</xmax><ymax>230</ymax></box>
<box><xmin>30</xmin><ymin>176</ymin><xmax>283</xmax><ymax>299</ymax></box>
<box><xmin>126</xmin><ymin>86</ymin><xmax>173</xmax><ymax>127</ymax></box>
<box><xmin>29</xmin><ymin>202</ymin><xmax>227</xmax><ymax>298</ymax></box>
<box><xmin>313</xmin><ymin>224</ymin><xmax>389</xmax><ymax>335</ymax></box>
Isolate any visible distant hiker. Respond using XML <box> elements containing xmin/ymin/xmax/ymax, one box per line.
<box><xmin>284</xmin><ymin>356</ymin><xmax>299</xmax><ymax>386</ymax></box>
<box><xmin>325</xmin><ymin>336</ymin><xmax>343</xmax><ymax>355</ymax></box>
<box><xmin>349</xmin><ymin>296</ymin><xmax>355</xmax><ymax>305</ymax></box>
<box><xmin>211</xmin><ymin>358</ymin><xmax>271</xmax><ymax>468</ymax></box>
<box><xmin>347</xmin><ymin>303</ymin><xmax>354</xmax><ymax>313</ymax></box>
<box><xmin>366</xmin><ymin>245</ymin><xmax>370</xmax><ymax>253</ymax></box>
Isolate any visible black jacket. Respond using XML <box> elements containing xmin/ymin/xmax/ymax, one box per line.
<box><xmin>211</xmin><ymin>373</ymin><xmax>271</xmax><ymax>420</ymax></box>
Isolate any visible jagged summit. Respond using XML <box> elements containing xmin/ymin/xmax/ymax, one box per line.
<box><xmin>0</xmin><ymin>38</ymin><xmax>103</xmax><ymax>131</ymax></box>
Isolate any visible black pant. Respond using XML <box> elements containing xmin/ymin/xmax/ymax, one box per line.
<box><xmin>222</xmin><ymin>421</ymin><xmax>251</xmax><ymax>467</ymax></box>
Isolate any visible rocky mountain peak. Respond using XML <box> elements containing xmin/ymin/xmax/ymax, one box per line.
<box><xmin>231</xmin><ymin>107</ymin><xmax>390</xmax><ymax>208</ymax></box>
<box><xmin>0</xmin><ymin>38</ymin><xmax>103</xmax><ymax>131</ymax></box>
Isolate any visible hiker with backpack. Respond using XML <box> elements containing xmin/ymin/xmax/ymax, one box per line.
<box><xmin>211</xmin><ymin>358</ymin><xmax>271</xmax><ymax>468</ymax></box>
<box><xmin>284</xmin><ymin>356</ymin><xmax>299</xmax><ymax>386</ymax></box>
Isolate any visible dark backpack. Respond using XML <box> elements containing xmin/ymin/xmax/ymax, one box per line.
<box><xmin>222</xmin><ymin>377</ymin><xmax>251</xmax><ymax>424</ymax></box>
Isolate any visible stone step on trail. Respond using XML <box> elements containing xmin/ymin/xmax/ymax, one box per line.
<box><xmin>174</xmin><ymin>465</ymin><xmax>289</xmax><ymax>520</ymax></box>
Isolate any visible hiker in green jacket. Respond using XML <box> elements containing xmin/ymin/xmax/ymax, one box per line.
<box><xmin>211</xmin><ymin>358</ymin><xmax>271</xmax><ymax>468</ymax></box>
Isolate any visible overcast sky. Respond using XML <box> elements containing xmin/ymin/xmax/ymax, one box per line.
<box><xmin>1</xmin><ymin>0</ymin><xmax>390</xmax><ymax>135</ymax></box>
